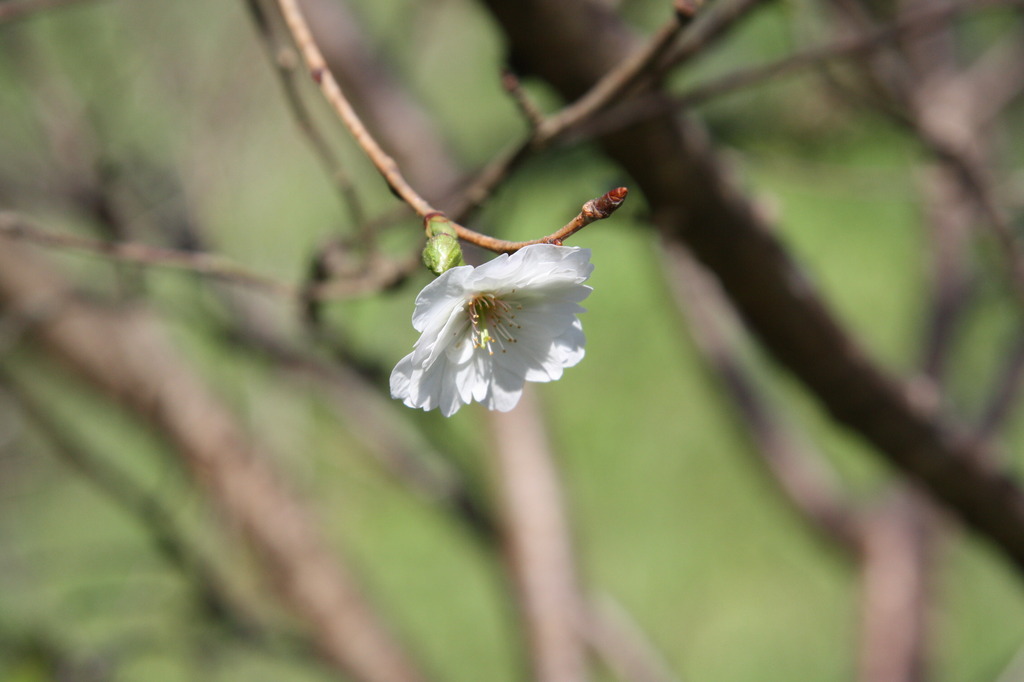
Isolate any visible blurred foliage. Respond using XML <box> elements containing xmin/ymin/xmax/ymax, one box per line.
<box><xmin>1</xmin><ymin>1</ymin><xmax>1023</xmax><ymax>681</ymax></box>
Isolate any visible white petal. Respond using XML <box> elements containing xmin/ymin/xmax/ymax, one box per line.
<box><xmin>485</xmin><ymin>361</ymin><xmax>527</xmax><ymax>412</ymax></box>
<box><xmin>411</xmin><ymin>266</ymin><xmax>473</xmax><ymax>332</ymax></box>
<box><xmin>391</xmin><ymin>244</ymin><xmax>593</xmax><ymax>417</ymax></box>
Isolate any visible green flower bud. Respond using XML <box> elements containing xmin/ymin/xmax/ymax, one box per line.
<box><xmin>422</xmin><ymin>213</ymin><xmax>465</xmax><ymax>275</ymax></box>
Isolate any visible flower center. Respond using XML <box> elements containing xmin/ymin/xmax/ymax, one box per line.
<box><xmin>466</xmin><ymin>293</ymin><xmax>520</xmax><ymax>355</ymax></box>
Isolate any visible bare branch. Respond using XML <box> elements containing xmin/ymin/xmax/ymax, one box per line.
<box><xmin>976</xmin><ymin>334</ymin><xmax>1024</xmax><ymax>440</ymax></box>
<box><xmin>0</xmin><ymin>211</ymin><xmax>297</xmax><ymax>296</ymax></box>
<box><xmin>454</xmin><ymin>187</ymin><xmax>629</xmax><ymax>254</ymax></box>
<box><xmin>581</xmin><ymin>596</ymin><xmax>683</xmax><ymax>682</ymax></box>
<box><xmin>243</xmin><ymin>0</ymin><xmax>367</xmax><ymax>231</ymax></box>
<box><xmin>663</xmin><ymin>241</ymin><xmax>863</xmax><ymax>553</ymax></box>
<box><xmin>1</xmin><ymin>369</ymin><xmax>277</xmax><ymax>645</ymax></box>
<box><xmin>501</xmin><ymin>69</ymin><xmax>547</xmax><ymax>131</ymax></box>
<box><xmin>657</xmin><ymin>0</ymin><xmax>774</xmax><ymax>72</ymax></box>
<box><xmin>856</xmin><ymin>494</ymin><xmax>935</xmax><ymax>682</ymax></box>
<box><xmin>0</xmin><ymin>238</ymin><xmax>431</xmax><ymax>682</ymax></box>
<box><xmin>0</xmin><ymin>211</ymin><xmax>422</xmax><ymax>302</ymax></box>
<box><xmin>272</xmin><ymin>0</ymin><xmax>437</xmax><ymax>217</ymax></box>
<box><xmin>479</xmin><ymin>0</ymin><xmax>1024</xmax><ymax>576</ymax></box>
<box><xmin>669</xmin><ymin>0</ymin><xmax>1015</xmax><ymax>109</ymax></box>
<box><xmin>454</xmin><ymin>3</ymin><xmax>700</xmax><ymax>220</ymax></box>
<box><xmin>489</xmin><ymin>389</ymin><xmax>589</xmax><ymax>682</ymax></box>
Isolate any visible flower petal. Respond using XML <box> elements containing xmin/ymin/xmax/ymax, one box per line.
<box><xmin>392</xmin><ymin>244</ymin><xmax>593</xmax><ymax>416</ymax></box>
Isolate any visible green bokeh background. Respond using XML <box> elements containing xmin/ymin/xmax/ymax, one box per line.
<box><xmin>1</xmin><ymin>1</ymin><xmax>1022</xmax><ymax>681</ymax></box>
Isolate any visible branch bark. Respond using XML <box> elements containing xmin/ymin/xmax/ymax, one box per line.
<box><xmin>0</xmin><ymin>237</ymin><xmax>429</xmax><ymax>682</ymax></box>
<box><xmin>489</xmin><ymin>389</ymin><xmax>589</xmax><ymax>682</ymax></box>
<box><xmin>476</xmin><ymin>0</ymin><xmax>1024</xmax><ymax>574</ymax></box>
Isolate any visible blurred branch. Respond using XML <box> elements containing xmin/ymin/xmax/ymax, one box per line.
<box><xmin>454</xmin><ymin>1</ymin><xmax>700</xmax><ymax>220</ymax></box>
<box><xmin>272</xmin><ymin>0</ymin><xmax>435</xmax><ymax>217</ymax></box>
<box><xmin>662</xmin><ymin>242</ymin><xmax>863</xmax><ymax>553</ymax></box>
<box><xmin>581</xmin><ymin>596</ymin><xmax>682</xmax><ymax>682</ymax></box>
<box><xmin>223</xmin><ymin>305</ymin><xmax>682</xmax><ymax>682</ymax></box>
<box><xmin>478</xmin><ymin>0</ymin><xmax>1024</xmax><ymax>576</ymax></box>
<box><xmin>0</xmin><ymin>368</ymin><xmax>279</xmax><ymax>647</ymax></box>
<box><xmin>0</xmin><ymin>237</ymin><xmax>431</xmax><ymax>682</ymax></box>
<box><xmin>657</xmin><ymin>0</ymin><xmax>774</xmax><ymax>72</ymax></box>
<box><xmin>0</xmin><ymin>211</ymin><xmax>420</xmax><ymax>301</ymax></box>
<box><xmin>856</xmin><ymin>495</ymin><xmax>934</xmax><ymax>682</ymax></box>
<box><xmin>243</xmin><ymin>0</ymin><xmax>367</xmax><ymax>232</ymax></box>
<box><xmin>500</xmin><ymin>69</ymin><xmax>547</xmax><ymax>131</ymax></box>
<box><xmin>668</xmin><ymin>0</ymin><xmax>1016</xmax><ymax>109</ymax></box>
<box><xmin>268</xmin><ymin>0</ymin><xmax>626</xmax><ymax>254</ymax></box>
<box><xmin>976</xmin><ymin>334</ymin><xmax>1024</xmax><ymax>441</ymax></box>
<box><xmin>0</xmin><ymin>211</ymin><xmax>296</xmax><ymax>296</ymax></box>
<box><xmin>0</xmin><ymin>0</ymin><xmax>89</xmax><ymax>24</ymax></box>
<box><xmin>489</xmin><ymin>389</ymin><xmax>589</xmax><ymax>682</ymax></box>
<box><xmin>949</xmin><ymin>21</ymin><xmax>1024</xmax><ymax>129</ymax></box>
<box><xmin>825</xmin><ymin>0</ymin><xmax>1024</xmax><ymax>309</ymax></box>
<box><xmin>918</xmin><ymin>164</ymin><xmax>976</xmax><ymax>383</ymax></box>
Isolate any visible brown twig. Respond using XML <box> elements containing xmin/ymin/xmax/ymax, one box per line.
<box><xmin>480</xmin><ymin>0</ymin><xmax>1024</xmax><ymax>577</ymax></box>
<box><xmin>273</xmin><ymin>0</ymin><xmax>623</xmax><ymax>255</ymax></box>
<box><xmin>489</xmin><ymin>389</ymin><xmax>589</xmax><ymax>682</ymax></box>
<box><xmin>243</xmin><ymin>0</ymin><xmax>367</xmax><ymax>231</ymax></box>
<box><xmin>663</xmin><ymin>242</ymin><xmax>863</xmax><ymax>552</ymax></box>
<box><xmin>272</xmin><ymin>0</ymin><xmax>435</xmax><ymax>217</ymax></box>
<box><xmin>454</xmin><ymin>186</ymin><xmax>629</xmax><ymax>254</ymax></box>
<box><xmin>0</xmin><ymin>0</ymin><xmax>89</xmax><ymax>23</ymax></box>
<box><xmin>501</xmin><ymin>69</ymin><xmax>546</xmax><ymax>131</ymax></box>
<box><xmin>0</xmin><ymin>368</ymin><xmax>279</xmax><ymax>646</ymax></box>
<box><xmin>453</xmin><ymin>3</ymin><xmax>699</xmax><ymax>220</ymax></box>
<box><xmin>223</xmin><ymin>303</ymin><xmax>683</xmax><ymax>682</ymax></box>
<box><xmin>670</xmin><ymin>0</ymin><xmax>1015</xmax><ymax>109</ymax></box>
<box><xmin>580</xmin><ymin>596</ymin><xmax>683</xmax><ymax>682</ymax></box>
<box><xmin>0</xmin><ymin>211</ymin><xmax>297</xmax><ymax>296</ymax></box>
<box><xmin>856</xmin><ymin>495</ymin><xmax>934</xmax><ymax>682</ymax></box>
<box><xmin>657</xmin><ymin>0</ymin><xmax>774</xmax><ymax>73</ymax></box>
<box><xmin>0</xmin><ymin>238</ymin><xmax>431</xmax><ymax>682</ymax></box>
<box><xmin>976</xmin><ymin>334</ymin><xmax>1024</xmax><ymax>441</ymax></box>
<box><xmin>540</xmin><ymin>0</ymin><xmax>701</xmax><ymax>140</ymax></box>
<box><xmin>0</xmin><ymin>212</ymin><xmax>421</xmax><ymax>301</ymax></box>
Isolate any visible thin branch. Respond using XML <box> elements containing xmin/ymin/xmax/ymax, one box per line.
<box><xmin>657</xmin><ymin>0</ymin><xmax>774</xmax><ymax>73</ymax></box>
<box><xmin>917</xmin><ymin>164</ymin><xmax>977</xmax><ymax>383</ymax></box>
<box><xmin>273</xmin><ymin>0</ymin><xmax>625</xmax><ymax>255</ymax></box>
<box><xmin>479</xmin><ymin>0</ymin><xmax>1024</xmax><ymax>576</ymax></box>
<box><xmin>0</xmin><ymin>211</ymin><xmax>296</xmax><ymax>296</ymax></box>
<box><xmin>0</xmin><ymin>0</ymin><xmax>89</xmax><ymax>24</ymax></box>
<box><xmin>453</xmin><ymin>3</ymin><xmax>699</xmax><ymax>220</ymax></box>
<box><xmin>539</xmin><ymin>0</ymin><xmax>701</xmax><ymax>141</ymax></box>
<box><xmin>0</xmin><ymin>237</ymin><xmax>431</xmax><ymax>682</ymax></box>
<box><xmin>272</xmin><ymin>0</ymin><xmax>436</xmax><ymax>217</ymax></box>
<box><xmin>489</xmin><ymin>389</ymin><xmax>589</xmax><ymax>682</ymax></box>
<box><xmin>0</xmin><ymin>369</ymin><xmax>281</xmax><ymax>647</ymax></box>
<box><xmin>662</xmin><ymin>241</ymin><xmax>863</xmax><ymax>553</ymax></box>
<box><xmin>581</xmin><ymin>596</ymin><xmax>683</xmax><ymax>682</ymax></box>
<box><xmin>671</xmin><ymin>0</ymin><xmax>1014</xmax><ymax>109</ymax></box>
<box><xmin>458</xmin><ymin>186</ymin><xmax>629</xmax><ymax>254</ymax></box>
<box><xmin>976</xmin><ymin>334</ymin><xmax>1024</xmax><ymax>440</ymax></box>
<box><xmin>243</xmin><ymin>0</ymin><xmax>368</xmax><ymax>232</ymax></box>
<box><xmin>954</xmin><ymin>22</ymin><xmax>1024</xmax><ymax>129</ymax></box>
<box><xmin>501</xmin><ymin>69</ymin><xmax>546</xmax><ymax>132</ymax></box>
<box><xmin>0</xmin><ymin>212</ymin><xmax>419</xmax><ymax>301</ymax></box>
<box><xmin>856</xmin><ymin>495</ymin><xmax>934</xmax><ymax>682</ymax></box>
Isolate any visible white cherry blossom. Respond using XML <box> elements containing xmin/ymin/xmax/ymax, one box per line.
<box><xmin>390</xmin><ymin>244</ymin><xmax>593</xmax><ymax>416</ymax></box>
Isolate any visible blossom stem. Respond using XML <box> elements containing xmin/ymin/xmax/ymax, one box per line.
<box><xmin>274</xmin><ymin>0</ymin><xmax>627</xmax><ymax>256</ymax></box>
<box><xmin>449</xmin><ymin>187</ymin><xmax>629</xmax><ymax>254</ymax></box>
